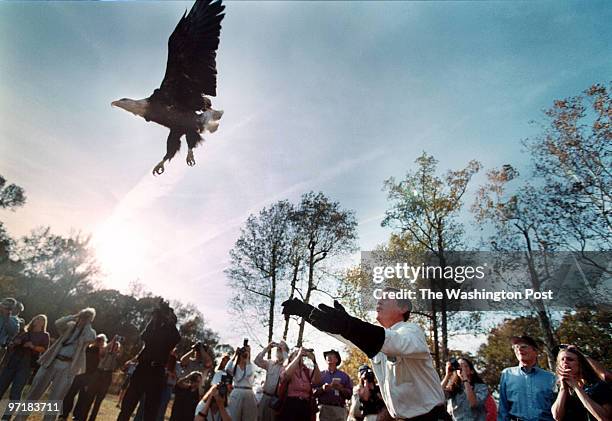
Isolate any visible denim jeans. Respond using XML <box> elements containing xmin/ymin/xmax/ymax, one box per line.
<box><xmin>0</xmin><ymin>353</ymin><xmax>31</xmax><ymax>400</ymax></box>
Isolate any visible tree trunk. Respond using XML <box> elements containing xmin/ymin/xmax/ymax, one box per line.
<box><xmin>268</xmin><ymin>271</ymin><xmax>276</xmax><ymax>359</ymax></box>
<box><xmin>283</xmin><ymin>257</ymin><xmax>301</xmax><ymax>341</ymax></box>
<box><xmin>524</xmin><ymin>244</ymin><xmax>557</xmax><ymax>369</ymax></box>
<box><xmin>440</xmin><ymin>282</ymin><xmax>448</xmax><ymax>364</ymax></box>
<box><xmin>536</xmin><ymin>308</ymin><xmax>557</xmax><ymax>369</ymax></box>
<box><xmin>430</xmin><ymin>276</ymin><xmax>440</xmax><ymax>373</ymax></box>
<box><xmin>438</xmin><ymin>253</ymin><xmax>449</xmax><ymax>364</ymax></box>
<box><xmin>297</xmin><ymin>249</ymin><xmax>315</xmax><ymax>346</ymax></box>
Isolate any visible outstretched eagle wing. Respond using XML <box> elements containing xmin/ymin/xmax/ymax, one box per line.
<box><xmin>151</xmin><ymin>0</ymin><xmax>225</xmax><ymax>111</ymax></box>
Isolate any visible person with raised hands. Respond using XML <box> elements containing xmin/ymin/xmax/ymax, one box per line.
<box><xmin>225</xmin><ymin>340</ymin><xmax>257</xmax><ymax>421</ymax></box>
<box><xmin>552</xmin><ymin>346</ymin><xmax>611</xmax><ymax>421</ymax></box>
<box><xmin>441</xmin><ymin>357</ymin><xmax>489</xmax><ymax>421</ymax></box>
<box><xmin>254</xmin><ymin>340</ymin><xmax>289</xmax><ymax>421</ymax></box>
<box><xmin>277</xmin><ymin>347</ymin><xmax>321</xmax><ymax>421</ymax></box>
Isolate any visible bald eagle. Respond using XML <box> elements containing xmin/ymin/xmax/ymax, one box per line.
<box><xmin>112</xmin><ymin>0</ymin><xmax>225</xmax><ymax>175</ymax></box>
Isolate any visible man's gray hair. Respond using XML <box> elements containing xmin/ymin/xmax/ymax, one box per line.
<box><xmin>78</xmin><ymin>307</ymin><xmax>96</xmax><ymax>321</ymax></box>
<box><xmin>382</xmin><ymin>287</ymin><xmax>412</xmax><ymax>321</ymax></box>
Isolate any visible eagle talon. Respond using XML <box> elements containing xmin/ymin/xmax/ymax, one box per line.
<box><xmin>186</xmin><ymin>151</ymin><xmax>196</xmax><ymax>167</ymax></box>
<box><xmin>152</xmin><ymin>161</ymin><xmax>165</xmax><ymax>175</ymax></box>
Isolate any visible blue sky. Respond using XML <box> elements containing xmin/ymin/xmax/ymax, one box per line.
<box><xmin>1</xmin><ymin>1</ymin><xmax>611</xmax><ymax>352</ymax></box>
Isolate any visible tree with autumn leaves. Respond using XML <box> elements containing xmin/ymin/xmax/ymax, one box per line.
<box><xmin>477</xmin><ymin>308</ymin><xmax>611</xmax><ymax>391</ymax></box>
<box><xmin>472</xmin><ymin>83</ymin><xmax>611</xmax><ymax>368</ymax></box>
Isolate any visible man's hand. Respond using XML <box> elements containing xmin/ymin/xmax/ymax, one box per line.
<box><xmin>310</xmin><ymin>301</ymin><xmax>352</xmax><ymax>335</ymax></box>
<box><xmin>281</xmin><ymin>298</ymin><xmax>315</xmax><ymax>319</ymax></box>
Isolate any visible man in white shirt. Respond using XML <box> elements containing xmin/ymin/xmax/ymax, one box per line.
<box><xmin>282</xmin><ymin>288</ymin><xmax>446</xmax><ymax>421</ymax></box>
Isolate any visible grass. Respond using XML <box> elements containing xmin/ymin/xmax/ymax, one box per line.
<box><xmin>23</xmin><ymin>393</ymin><xmax>172</xmax><ymax>421</ymax></box>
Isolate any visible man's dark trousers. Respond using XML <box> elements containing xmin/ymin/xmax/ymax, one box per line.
<box><xmin>61</xmin><ymin>373</ymin><xmax>90</xmax><ymax>419</ymax></box>
<box><xmin>116</xmin><ymin>364</ymin><xmax>165</xmax><ymax>421</ymax></box>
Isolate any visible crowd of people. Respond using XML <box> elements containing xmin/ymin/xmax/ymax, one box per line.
<box><xmin>0</xmin><ymin>293</ymin><xmax>610</xmax><ymax>421</ymax></box>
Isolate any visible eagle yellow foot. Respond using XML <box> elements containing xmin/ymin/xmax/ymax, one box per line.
<box><xmin>152</xmin><ymin>160</ymin><xmax>166</xmax><ymax>175</ymax></box>
<box><xmin>186</xmin><ymin>149</ymin><xmax>196</xmax><ymax>167</ymax></box>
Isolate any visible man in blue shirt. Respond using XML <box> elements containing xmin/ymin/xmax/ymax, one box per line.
<box><xmin>314</xmin><ymin>349</ymin><xmax>353</xmax><ymax>421</ymax></box>
<box><xmin>498</xmin><ymin>335</ymin><xmax>556</xmax><ymax>421</ymax></box>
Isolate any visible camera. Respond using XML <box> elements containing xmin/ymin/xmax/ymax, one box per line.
<box><xmin>218</xmin><ymin>374</ymin><xmax>233</xmax><ymax>397</ymax></box>
<box><xmin>359</xmin><ymin>365</ymin><xmax>375</xmax><ymax>383</ymax></box>
<box><xmin>152</xmin><ymin>299</ymin><xmax>174</xmax><ymax>321</ymax></box>
<box><xmin>236</xmin><ymin>339</ymin><xmax>249</xmax><ymax>357</ymax></box>
<box><xmin>449</xmin><ymin>357</ymin><xmax>460</xmax><ymax>371</ymax></box>
<box><xmin>301</xmin><ymin>348</ymin><xmax>314</xmax><ymax>361</ymax></box>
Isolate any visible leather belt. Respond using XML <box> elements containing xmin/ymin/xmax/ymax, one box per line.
<box><xmin>398</xmin><ymin>405</ymin><xmax>446</xmax><ymax>421</ymax></box>
<box><xmin>287</xmin><ymin>396</ymin><xmax>310</xmax><ymax>401</ymax></box>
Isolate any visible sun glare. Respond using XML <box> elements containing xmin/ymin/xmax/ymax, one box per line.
<box><xmin>93</xmin><ymin>218</ymin><xmax>148</xmax><ymax>291</ymax></box>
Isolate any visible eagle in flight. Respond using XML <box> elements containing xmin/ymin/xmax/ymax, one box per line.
<box><xmin>112</xmin><ymin>0</ymin><xmax>225</xmax><ymax>175</ymax></box>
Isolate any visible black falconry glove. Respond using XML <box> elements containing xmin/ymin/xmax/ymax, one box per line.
<box><xmin>310</xmin><ymin>300</ymin><xmax>385</xmax><ymax>359</ymax></box>
<box><xmin>281</xmin><ymin>298</ymin><xmax>317</xmax><ymax>321</ymax></box>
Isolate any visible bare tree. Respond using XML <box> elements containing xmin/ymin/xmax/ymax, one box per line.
<box><xmin>226</xmin><ymin>201</ymin><xmax>294</xmax><ymax>345</ymax></box>
<box><xmin>281</xmin><ymin>220</ymin><xmax>306</xmax><ymax>341</ymax></box>
<box><xmin>292</xmin><ymin>192</ymin><xmax>357</xmax><ymax>346</ymax></box>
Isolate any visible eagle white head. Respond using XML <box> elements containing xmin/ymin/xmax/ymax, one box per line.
<box><xmin>111</xmin><ymin>98</ymin><xmax>149</xmax><ymax>118</ymax></box>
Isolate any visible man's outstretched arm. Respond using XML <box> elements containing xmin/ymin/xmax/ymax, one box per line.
<box><xmin>282</xmin><ymin>298</ymin><xmax>385</xmax><ymax>358</ymax></box>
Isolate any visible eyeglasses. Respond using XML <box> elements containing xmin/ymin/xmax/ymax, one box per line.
<box><xmin>512</xmin><ymin>344</ymin><xmax>532</xmax><ymax>351</ymax></box>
